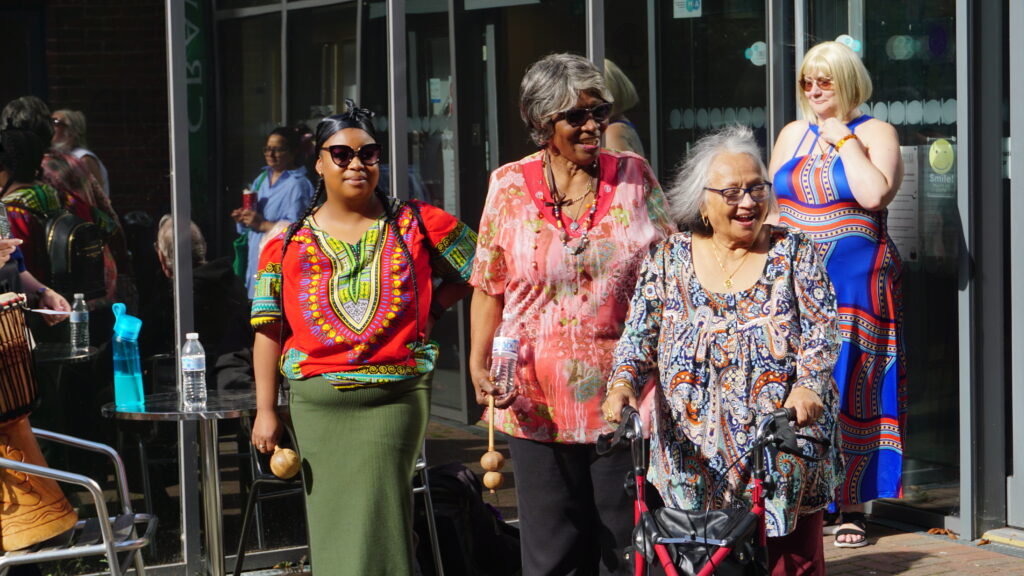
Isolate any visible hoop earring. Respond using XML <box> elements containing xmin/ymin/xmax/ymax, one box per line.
<box><xmin>701</xmin><ymin>214</ymin><xmax>710</xmax><ymax>228</ymax></box>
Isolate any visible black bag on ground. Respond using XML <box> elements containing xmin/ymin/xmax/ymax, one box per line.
<box><xmin>31</xmin><ymin>208</ymin><xmax>106</xmax><ymax>299</ymax></box>
<box><xmin>415</xmin><ymin>462</ymin><xmax>521</xmax><ymax>576</ymax></box>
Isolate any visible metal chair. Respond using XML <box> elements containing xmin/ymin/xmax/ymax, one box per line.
<box><xmin>0</xmin><ymin>428</ymin><xmax>158</xmax><ymax>576</ymax></box>
<box><xmin>414</xmin><ymin>442</ymin><xmax>445</xmax><ymax>576</ymax></box>
<box><xmin>231</xmin><ymin>432</ymin><xmax>445</xmax><ymax>576</ymax></box>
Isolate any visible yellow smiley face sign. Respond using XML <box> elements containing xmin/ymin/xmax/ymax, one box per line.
<box><xmin>929</xmin><ymin>138</ymin><xmax>955</xmax><ymax>175</ymax></box>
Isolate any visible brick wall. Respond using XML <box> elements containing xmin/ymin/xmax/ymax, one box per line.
<box><xmin>45</xmin><ymin>0</ymin><xmax>170</xmax><ymax>217</ymax></box>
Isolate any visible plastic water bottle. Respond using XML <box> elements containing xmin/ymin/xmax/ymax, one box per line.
<box><xmin>489</xmin><ymin>312</ymin><xmax>519</xmax><ymax>398</ymax></box>
<box><xmin>181</xmin><ymin>333</ymin><xmax>207</xmax><ymax>410</ymax></box>
<box><xmin>69</xmin><ymin>293</ymin><xmax>89</xmax><ymax>352</ymax></box>
<box><xmin>111</xmin><ymin>303</ymin><xmax>144</xmax><ymax>410</ymax></box>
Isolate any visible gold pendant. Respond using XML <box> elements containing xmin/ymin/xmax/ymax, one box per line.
<box><xmin>724</xmin><ymin>279</ymin><xmax>733</xmax><ymax>289</ymax></box>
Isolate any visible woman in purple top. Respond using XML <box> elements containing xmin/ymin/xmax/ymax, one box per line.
<box><xmin>232</xmin><ymin>126</ymin><xmax>314</xmax><ymax>298</ymax></box>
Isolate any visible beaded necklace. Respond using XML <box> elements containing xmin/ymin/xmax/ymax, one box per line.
<box><xmin>544</xmin><ymin>152</ymin><xmax>600</xmax><ymax>256</ymax></box>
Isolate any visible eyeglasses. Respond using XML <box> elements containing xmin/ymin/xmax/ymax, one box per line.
<box><xmin>800</xmin><ymin>76</ymin><xmax>835</xmax><ymax>92</ymax></box>
<box><xmin>705</xmin><ymin>183</ymin><xmax>772</xmax><ymax>205</ymax></box>
<box><xmin>320</xmin><ymin>143</ymin><xmax>382</xmax><ymax>168</ymax></box>
<box><xmin>556</xmin><ymin>102</ymin><xmax>613</xmax><ymax>127</ymax></box>
<box><xmin>263</xmin><ymin>146</ymin><xmax>290</xmax><ymax>155</ymax></box>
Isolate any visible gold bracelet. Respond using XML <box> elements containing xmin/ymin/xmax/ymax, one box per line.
<box><xmin>607</xmin><ymin>381</ymin><xmax>634</xmax><ymax>394</ymax></box>
<box><xmin>834</xmin><ymin>133</ymin><xmax>860</xmax><ymax>152</ymax></box>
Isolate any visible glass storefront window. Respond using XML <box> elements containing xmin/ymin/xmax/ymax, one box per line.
<box><xmin>655</xmin><ymin>1</ymin><xmax>769</xmax><ymax>178</ymax></box>
<box><xmin>406</xmin><ymin>6</ymin><xmax>465</xmax><ymax>415</ymax></box>
<box><xmin>604</xmin><ymin>0</ymin><xmax>651</xmax><ymax>159</ymax></box>
<box><xmin>809</xmin><ymin>0</ymin><xmax>960</xmax><ymax>517</ymax></box>
<box><xmin>287</xmin><ymin>4</ymin><xmax>359</xmax><ymax>132</ymax></box>
<box><xmin>216</xmin><ymin>0</ymin><xmax>277</xmax><ymax>9</ymax></box>
<box><xmin>219</xmin><ymin>13</ymin><xmax>283</xmax><ymax>206</ymax></box>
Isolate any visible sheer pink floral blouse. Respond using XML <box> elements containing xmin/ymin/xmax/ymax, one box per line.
<box><xmin>471</xmin><ymin>149</ymin><xmax>674</xmax><ymax>443</ymax></box>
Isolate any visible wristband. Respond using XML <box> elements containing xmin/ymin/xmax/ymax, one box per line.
<box><xmin>607</xmin><ymin>380</ymin><xmax>634</xmax><ymax>394</ymax></box>
<box><xmin>36</xmin><ymin>286</ymin><xmax>48</xmax><ymax>297</ymax></box>
<box><xmin>834</xmin><ymin>133</ymin><xmax>860</xmax><ymax>152</ymax></box>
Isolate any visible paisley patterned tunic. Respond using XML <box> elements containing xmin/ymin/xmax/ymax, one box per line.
<box><xmin>773</xmin><ymin>115</ymin><xmax>906</xmax><ymax>505</ymax></box>
<box><xmin>251</xmin><ymin>197</ymin><xmax>476</xmax><ymax>388</ymax></box>
<box><xmin>608</xmin><ymin>228</ymin><xmax>842</xmax><ymax>537</ymax></box>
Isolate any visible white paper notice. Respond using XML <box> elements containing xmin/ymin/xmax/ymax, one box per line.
<box><xmin>443</xmin><ymin>130</ymin><xmax>457</xmax><ymax>214</ymax></box>
<box><xmin>674</xmin><ymin>0</ymin><xmax>702</xmax><ymax>19</ymax></box>
<box><xmin>888</xmin><ymin>146</ymin><xmax>920</xmax><ymax>262</ymax></box>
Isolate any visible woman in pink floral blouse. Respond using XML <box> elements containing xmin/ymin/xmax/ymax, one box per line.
<box><xmin>469</xmin><ymin>53</ymin><xmax>674</xmax><ymax>575</ymax></box>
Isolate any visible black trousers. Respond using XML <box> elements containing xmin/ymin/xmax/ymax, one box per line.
<box><xmin>509</xmin><ymin>437</ymin><xmax>634</xmax><ymax>576</ymax></box>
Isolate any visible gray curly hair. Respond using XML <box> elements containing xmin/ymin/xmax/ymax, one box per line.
<box><xmin>519</xmin><ymin>53</ymin><xmax>612</xmax><ymax>148</ymax></box>
<box><xmin>666</xmin><ymin>125</ymin><xmax>774</xmax><ymax>235</ymax></box>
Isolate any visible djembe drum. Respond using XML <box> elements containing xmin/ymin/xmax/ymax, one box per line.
<box><xmin>0</xmin><ymin>293</ymin><xmax>77</xmax><ymax>551</ymax></box>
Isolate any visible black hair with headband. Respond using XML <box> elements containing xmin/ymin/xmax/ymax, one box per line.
<box><xmin>313</xmin><ymin>99</ymin><xmax>377</xmax><ymax>149</ymax></box>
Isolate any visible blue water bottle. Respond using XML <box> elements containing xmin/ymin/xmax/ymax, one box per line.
<box><xmin>112</xmin><ymin>303</ymin><xmax>144</xmax><ymax>410</ymax></box>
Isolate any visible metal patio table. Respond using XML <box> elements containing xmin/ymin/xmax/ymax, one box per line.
<box><xmin>102</xmin><ymin>390</ymin><xmax>256</xmax><ymax>576</ymax></box>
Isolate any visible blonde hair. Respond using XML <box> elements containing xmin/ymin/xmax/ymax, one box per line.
<box><xmin>53</xmin><ymin>109</ymin><xmax>89</xmax><ymax>148</ymax></box>
<box><xmin>797</xmin><ymin>41</ymin><xmax>873</xmax><ymax>124</ymax></box>
<box><xmin>604</xmin><ymin>59</ymin><xmax>638</xmax><ymax>118</ymax></box>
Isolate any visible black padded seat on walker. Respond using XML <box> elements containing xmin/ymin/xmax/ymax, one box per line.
<box><xmin>634</xmin><ymin>506</ymin><xmax>760</xmax><ymax>575</ymax></box>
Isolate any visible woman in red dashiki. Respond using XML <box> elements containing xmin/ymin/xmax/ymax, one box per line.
<box><xmin>470</xmin><ymin>54</ymin><xmax>674</xmax><ymax>576</ymax></box>
<box><xmin>249</xmin><ymin>101</ymin><xmax>475</xmax><ymax>575</ymax></box>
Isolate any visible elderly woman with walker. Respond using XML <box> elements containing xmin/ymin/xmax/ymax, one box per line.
<box><xmin>604</xmin><ymin>125</ymin><xmax>843</xmax><ymax>576</ymax></box>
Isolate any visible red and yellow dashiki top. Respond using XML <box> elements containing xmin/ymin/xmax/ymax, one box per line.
<box><xmin>251</xmin><ymin>198</ymin><xmax>476</xmax><ymax>389</ymax></box>
<box><xmin>471</xmin><ymin>149</ymin><xmax>675</xmax><ymax>444</ymax></box>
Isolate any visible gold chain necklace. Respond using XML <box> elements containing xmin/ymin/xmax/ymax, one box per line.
<box><xmin>709</xmin><ymin>238</ymin><xmax>751</xmax><ymax>290</ymax></box>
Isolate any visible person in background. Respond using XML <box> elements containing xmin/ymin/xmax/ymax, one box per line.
<box><xmin>603</xmin><ymin>59</ymin><xmax>645</xmax><ymax>156</ymax></box>
<box><xmin>605</xmin><ymin>125</ymin><xmax>841</xmax><ymax>576</ymax></box>
<box><xmin>0</xmin><ymin>128</ymin><xmax>73</xmax><ymax>324</ymax></box>
<box><xmin>151</xmin><ymin>215</ymin><xmax>252</xmax><ymax>388</ymax></box>
<box><xmin>231</xmin><ymin>125</ymin><xmax>314</xmax><ymax>298</ymax></box>
<box><xmin>470</xmin><ymin>53</ymin><xmax>673</xmax><ymax>575</ymax></box>
<box><xmin>51</xmin><ymin>109</ymin><xmax>109</xmax><ymax>197</ymax></box>
<box><xmin>0</xmin><ymin>238</ymin><xmax>69</xmax><ymax>325</ymax></box>
<box><xmin>768</xmin><ymin>40</ymin><xmax>905</xmax><ymax>549</ymax></box>
<box><xmin>1</xmin><ymin>96</ymin><xmax>129</xmax><ymax>308</ymax></box>
<box><xmin>249</xmin><ymin>101</ymin><xmax>476</xmax><ymax>574</ymax></box>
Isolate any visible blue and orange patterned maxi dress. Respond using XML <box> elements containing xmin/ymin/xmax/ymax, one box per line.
<box><xmin>773</xmin><ymin>114</ymin><xmax>907</xmax><ymax>505</ymax></box>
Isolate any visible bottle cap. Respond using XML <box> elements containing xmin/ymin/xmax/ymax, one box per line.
<box><xmin>112</xmin><ymin>303</ymin><xmax>142</xmax><ymax>341</ymax></box>
<box><xmin>186</xmin><ymin>332</ymin><xmax>198</xmax><ymax>340</ymax></box>
<box><xmin>73</xmin><ymin>293</ymin><xmax>84</xmax><ymax>299</ymax></box>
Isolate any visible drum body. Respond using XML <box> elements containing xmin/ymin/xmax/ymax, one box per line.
<box><xmin>0</xmin><ymin>293</ymin><xmax>78</xmax><ymax>551</ymax></box>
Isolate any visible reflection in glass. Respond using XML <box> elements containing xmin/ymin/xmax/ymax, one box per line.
<box><xmin>656</xmin><ymin>2</ymin><xmax>769</xmax><ymax>178</ymax></box>
<box><xmin>407</xmin><ymin>6</ymin><xmax>462</xmax><ymax>413</ymax></box>
<box><xmin>604</xmin><ymin>0</ymin><xmax>650</xmax><ymax>159</ymax></box>
<box><xmin>219</xmin><ymin>14</ymin><xmax>283</xmax><ymax>218</ymax></box>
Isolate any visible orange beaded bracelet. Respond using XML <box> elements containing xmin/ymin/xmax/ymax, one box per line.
<box><xmin>834</xmin><ymin>133</ymin><xmax>860</xmax><ymax>151</ymax></box>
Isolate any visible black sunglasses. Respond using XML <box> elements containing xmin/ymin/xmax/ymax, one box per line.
<box><xmin>557</xmin><ymin>102</ymin><xmax>613</xmax><ymax>127</ymax></box>
<box><xmin>320</xmin><ymin>143</ymin><xmax>382</xmax><ymax>168</ymax></box>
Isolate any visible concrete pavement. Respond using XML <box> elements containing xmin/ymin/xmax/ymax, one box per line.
<box><xmin>425</xmin><ymin>417</ymin><xmax>1024</xmax><ymax>575</ymax></box>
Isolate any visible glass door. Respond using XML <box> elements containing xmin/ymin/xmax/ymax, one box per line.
<box><xmin>808</xmin><ymin>0</ymin><xmax>961</xmax><ymax>519</ymax></box>
<box><xmin>653</xmin><ymin>0</ymin><xmax>770</xmax><ymax>180</ymax></box>
<box><xmin>452</xmin><ymin>0</ymin><xmax>586</xmax><ymax>421</ymax></box>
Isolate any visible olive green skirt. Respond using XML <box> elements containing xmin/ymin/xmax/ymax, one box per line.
<box><xmin>288</xmin><ymin>372</ymin><xmax>431</xmax><ymax>575</ymax></box>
